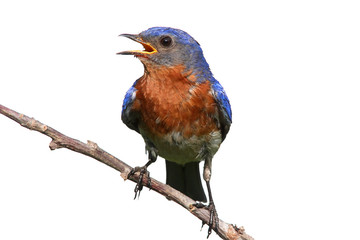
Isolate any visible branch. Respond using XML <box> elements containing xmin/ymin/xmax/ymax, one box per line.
<box><xmin>0</xmin><ymin>104</ymin><xmax>254</xmax><ymax>240</ymax></box>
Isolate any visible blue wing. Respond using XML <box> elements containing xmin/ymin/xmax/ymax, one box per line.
<box><xmin>122</xmin><ymin>80</ymin><xmax>140</xmax><ymax>133</ymax></box>
<box><xmin>210</xmin><ymin>78</ymin><xmax>232</xmax><ymax>141</ymax></box>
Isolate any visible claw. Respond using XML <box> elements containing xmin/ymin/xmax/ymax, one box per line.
<box><xmin>128</xmin><ymin>165</ymin><xmax>151</xmax><ymax>199</ymax></box>
<box><xmin>127</xmin><ymin>153</ymin><xmax>156</xmax><ymax>199</ymax></box>
<box><xmin>194</xmin><ymin>201</ymin><xmax>219</xmax><ymax>238</ymax></box>
<box><xmin>207</xmin><ymin>201</ymin><xmax>219</xmax><ymax>238</ymax></box>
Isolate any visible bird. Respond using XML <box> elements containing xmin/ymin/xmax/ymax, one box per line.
<box><xmin>117</xmin><ymin>27</ymin><xmax>232</xmax><ymax>237</ymax></box>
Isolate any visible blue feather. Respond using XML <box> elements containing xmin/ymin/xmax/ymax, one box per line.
<box><xmin>209</xmin><ymin>77</ymin><xmax>232</xmax><ymax>141</ymax></box>
<box><xmin>121</xmin><ymin>80</ymin><xmax>139</xmax><ymax>132</ymax></box>
<box><xmin>211</xmin><ymin>78</ymin><xmax>232</xmax><ymax>122</ymax></box>
<box><xmin>140</xmin><ymin>27</ymin><xmax>212</xmax><ymax>78</ymax></box>
<box><xmin>122</xmin><ymin>81</ymin><xmax>137</xmax><ymax>112</ymax></box>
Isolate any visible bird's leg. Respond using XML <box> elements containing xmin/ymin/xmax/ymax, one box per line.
<box><xmin>128</xmin><ymin>149</ymin><xmax>157</xmax><ymax>199</ymax></box>
<box><xmin>201</xmin><ymin>157</ymin><xmax>219</xmax><ymax>238</ymax></box>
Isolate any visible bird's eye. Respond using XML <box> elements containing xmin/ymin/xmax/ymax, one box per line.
<box><xmin>160</xmin><ymin>36</ymin><xmax>172</xmax><ymax>47</ymax></box>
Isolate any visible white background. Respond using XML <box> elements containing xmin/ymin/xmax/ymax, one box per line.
<box><xmin>1</xmin><ymin>1</ymin><xmax>359</xmax><ymax>240</ymax></box>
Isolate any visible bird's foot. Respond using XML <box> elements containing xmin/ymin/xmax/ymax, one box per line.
<box><xmin>127</xmin><ymin>165</ymin><xmax>151</xmax><ymax>199</ymax></box>
<box><xmin>194</xmin><ymin>201</ymin><xmax>219</xmax><ymax>238</ymax></box>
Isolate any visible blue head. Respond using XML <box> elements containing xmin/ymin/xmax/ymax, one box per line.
<box><xmin>118</xmin><ymin>27</ymin><xmax>211</xmax><ymax>78</ymax></box>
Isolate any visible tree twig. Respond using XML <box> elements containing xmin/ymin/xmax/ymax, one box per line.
<box><xmin>0</xmin><ymin>104</ymin><xmax>254</xmax><ymax>240</ymax></box>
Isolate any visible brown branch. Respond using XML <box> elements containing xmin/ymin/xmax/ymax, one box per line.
<box><xmin>0</xmin><ymin>104</ymin><xmax>254</xmax><ymax>240</ymax></box>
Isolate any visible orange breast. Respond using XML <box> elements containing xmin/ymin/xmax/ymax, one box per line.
<box><xmin>132</xmin><ymin>65</ymin><xmax>219</xmax><ymax>139</ymax></box>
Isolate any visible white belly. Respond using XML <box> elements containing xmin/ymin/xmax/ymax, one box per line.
<box><xmin>141</xmin><ymin>129</ymin><xmax>222</xmax><ymax>165</ymax></box>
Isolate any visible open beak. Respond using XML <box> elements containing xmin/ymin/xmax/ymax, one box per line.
<box><xmin>117</xmin><ymin>34</ymin><xmax>157</xmax><ymax>56</ymax></box>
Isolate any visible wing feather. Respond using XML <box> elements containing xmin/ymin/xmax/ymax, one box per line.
<box><xmin>210</xmin><ymin>79</ymin><xmax>232</xmax><ymax>141</ymax></box>
<box><xmin>121</xmin><ymin>81</ymin><xmax>140</xmax><ymax>133</ymax></box>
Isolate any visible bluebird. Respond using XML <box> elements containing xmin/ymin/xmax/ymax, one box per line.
<box><xmin>118</xmin><ymin>27</ymin><xmax>232</xmax><ymax>236</ymax></box>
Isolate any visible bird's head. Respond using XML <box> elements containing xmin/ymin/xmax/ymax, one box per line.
<box><xmin>118</xmin><ymin>27</ymin><xmax>211</xmax><ymax>76</ymax></box>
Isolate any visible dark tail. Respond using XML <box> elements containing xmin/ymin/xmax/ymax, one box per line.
<box><xmin>165</xmin><ymin>160</ymin><xmax>207</xmax><ymax>202</ymax></box>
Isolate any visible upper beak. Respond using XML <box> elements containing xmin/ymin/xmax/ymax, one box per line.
<box><xmin>117</xmin><ymin>33</ymin><xmax>157</xmax><ymax>56</ymax></box>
